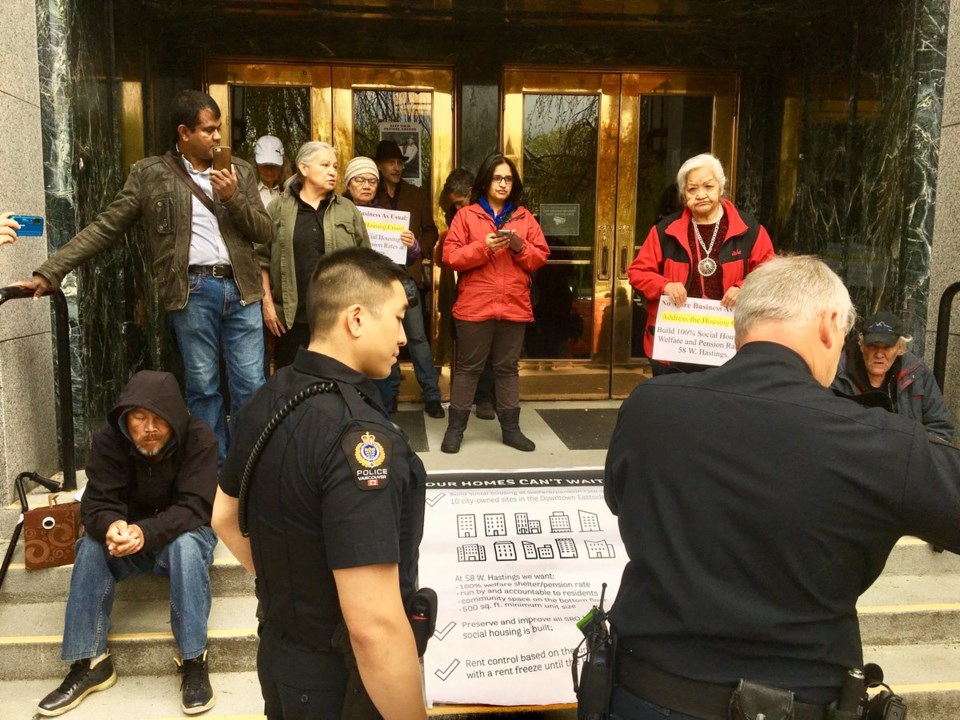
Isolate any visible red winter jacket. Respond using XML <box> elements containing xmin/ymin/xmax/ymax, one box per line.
<box><xmin>443</xmin><ymin>203</ymin><xmax>550</xmax><ymax>322</ymax></box>
<box><xmin>628</xmin><ymin>198</ymin><xmax>775</xmax><ymax>357</ymax></box>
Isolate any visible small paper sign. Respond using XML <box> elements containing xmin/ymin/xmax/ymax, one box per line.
<box><xmin>651</xmin><ymin>296</ymin><xmax>736</xmax><ymax>366</ymax></box>
<box><xmin>358</xmin><ymin>206</ymin><xmax>410</xmax><ymax>265</ymax></box>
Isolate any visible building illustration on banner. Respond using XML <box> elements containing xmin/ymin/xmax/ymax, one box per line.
<box><xmin>457</xmin><ymin>543</ymin><xmax>486</xmax><ymax>562</ymax></box>
<box><xmin>494</xmin><ymin>541</ymin><xmax>517</xmax><ymax>561</ymax></box>
<box><xmin>484</xmin><ymin>513</ymin><xmax>508</xmax><ymax>536</ymax></box>
<box><xmin>549</xmin><ymin>511</ymin><xmax>572</xmax><ymax>532</ymax></box>
<box><xmin>515</xmin><ymin>512</ymin><xmax>543</xmax><ymax>534</ymax></box>
<box><xmin>579</xmin><ymin>509</ymin><xmax>602</xmax><ymax>532</ymax></box>
<box><xmin>457</xmin><ymin>514</ymin><xmax>477</xmax><ymax>538</ymax></box>
<box><xmin>584</xmin><ymin>539</ymin><xmax>617</xmax><ymax>559</ymax></box>
<box><xmin>452</xmin><ymin>507</ymin><xmax>611</xmax><ymax>562</ymax></box>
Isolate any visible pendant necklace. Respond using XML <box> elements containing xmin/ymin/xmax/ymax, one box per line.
<box><xmin>693</xmin><ymin>208</ymin><xmax>723</xmax><ymax>277</ymax></box>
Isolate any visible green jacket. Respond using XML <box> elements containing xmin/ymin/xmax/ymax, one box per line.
<box><xmin>259</xmin><ymin>183</ymin><xmax>370</xmax><ymax>327</ymax></box>
<box><xmin>36</xmin><ymin>153</ymin><xmax>271</xmax><ymax>311</ymax></box>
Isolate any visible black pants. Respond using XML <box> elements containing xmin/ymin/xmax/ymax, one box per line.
<box><xmin>274</xmin><ymin>322</ymin><xmax>312</xmax><ymax>370</ymax></box>
<box><xmin>609</xmin><ymin>686</ymin><xmax>702</xmax><ymax>720</ymax></box>
<box><xmin>257</xmin><ymin>622</ymin><xmax>347</xmax><ymax>720</ymax></box>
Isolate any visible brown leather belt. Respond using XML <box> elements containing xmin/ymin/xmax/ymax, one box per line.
<box><xmin>615</xmin><ymin>652</ymin><xmax>828</xmax><ymax>720</ymax></box>
<box><xmin>188</xmin><ymin>264</ymin><xmax>233</xmax><ymax>278</ymax></box>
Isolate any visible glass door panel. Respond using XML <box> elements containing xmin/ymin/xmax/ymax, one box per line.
<box><xmin>521</xmin><ymin>93</ymin><xmax>598</xmax><ymax>361</ymax></box>
<box><xmin>350</xmin><ymin>89</ymin><xmax>434</xmax><ymax>192</ymax></box>
<box><xmin>227</xmin><ymin>85</ymin><xmax>311</xmax><ymax>173</ymax></box>
<box><xmin>205</xmin><ymin>60</ymin><xmax>454</xmax><ymax>396</ymax></box>
<box><xmin>504</xmin><ymin>70</ymin><xmax>621</xmax><ymax>399</ymax></box>
<box><xmin>506</xmin><ymin>69</ymin><xmax>739</xmax><ymax>399</ymax></box>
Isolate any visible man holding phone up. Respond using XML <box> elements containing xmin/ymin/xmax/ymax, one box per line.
<box><xmin>18</xmin><ymin>90</ymin><xmax>271</xmax><ymax>467</ymax></box>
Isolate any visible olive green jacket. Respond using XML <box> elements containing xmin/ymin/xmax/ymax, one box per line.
<box><xmin>36</xmin><ymin>153</ymin><xmax>271</xmax><ymax>311</ymax></box>
<box><xmin>259</xmin><ymin>184</ymin><xmax>370</xmax><ymax>327</ymax></box>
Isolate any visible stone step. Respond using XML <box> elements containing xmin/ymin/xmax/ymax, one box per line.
<box><xmin>0</xmin><ymin>596</ymin><xmax>260</xmax><ymax>681</ymax></box>
<box><xmin>0</xmin><ymin>539</ymin><xmax>254</xmax><ymax>604</ymax></box>
<box><xmin>2</xmin><ymin>535</ymin><xmax>954</xmax><ymax>606</ymax></box>
<box><xmin>0</xmin><ymin>652</ymin><xmax>958</xmax><ymax>720</ymax></box>
<box><xmin>3</xmin><ymin>575</ymin><xmax>960</xmax><ymax>682</ymax></box>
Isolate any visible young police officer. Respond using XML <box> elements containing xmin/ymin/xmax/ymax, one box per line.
<box><xmin>213</xmin><ymin>247</ymin><xmax>427</xmax><ymax>720</ymax></box>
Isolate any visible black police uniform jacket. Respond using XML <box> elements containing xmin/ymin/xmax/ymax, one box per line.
<box><xmin>604</xmin><ymin>341</ymin><xmax>960</xmax><ymax>705</ymax></box>
<box><xmin>220</xmin><ymin>348</ymin><xmax>427</xmax><ymax>649</ymax></box>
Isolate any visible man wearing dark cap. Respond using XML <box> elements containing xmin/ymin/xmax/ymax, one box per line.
<box><xmin>374</xmin><ymin>140</ymin><xmax>443</xmax><ymax>418</ymax></box>
<box><xmin>832</xmin><ymin>310</ymin><xmax>954</xmax><ymax>439</ymax></box>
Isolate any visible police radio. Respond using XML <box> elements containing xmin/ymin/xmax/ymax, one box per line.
<box><xmin>572</xmin><ymin>583</ymin><xmax>615</xmax><ymax>720</ymax></box>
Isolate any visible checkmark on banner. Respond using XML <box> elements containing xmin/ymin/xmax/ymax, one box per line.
<box><xmin>435</xmin><ymin>659</ymin><xmax>460</xmax><ymax>681</ymax></box>
<box><xmin>425</xmin><ymin>493</ymin><xmax>446</xmax><ymax>507</ymax></box>
<box><xmin>433</xmin><ymin>621</ymin><xmax>456</xmax><ymax>640</ymax></box>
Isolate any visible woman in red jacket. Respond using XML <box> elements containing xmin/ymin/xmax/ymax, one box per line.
<box><xmin>441</xmin><ymin>153</ymin><xmax>550</xmax><ymax>453</ymax></box>
<box><xmin>628</xmin><ymin>153</ymin><xmax>775</xmax><ymax>375</ymax></box>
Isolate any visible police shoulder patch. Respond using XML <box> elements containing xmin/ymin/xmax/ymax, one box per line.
<box><xmin>340</xmin><ymin>428</ymin><xmax>393</xmax><ymax>490</ymax></box>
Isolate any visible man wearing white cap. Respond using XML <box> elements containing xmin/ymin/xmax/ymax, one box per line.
<box><xmin>254</xmin><ymin>135</ymin><xmax>285</xmax><ymax>210</ymax></box>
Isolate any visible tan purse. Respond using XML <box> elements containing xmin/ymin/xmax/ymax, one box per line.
<box><xmin>23</xmin><ymin>493</ymin><xmax>83</xmax><ymax>569</ymax></box>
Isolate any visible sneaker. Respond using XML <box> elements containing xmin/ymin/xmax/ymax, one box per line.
<box><xmin>425</xmin><ymin>400</ymin><xmax>445</xmax><ymax>419</ymax></box>
<box><xmin>175</xmin><ymin>650</ymin><xmax>215</xmax><ymax>715</ymax></box>
<box><xmin>37</xmin><ymin>653</ymin><xmax>117</xmax><ymax>716</ymax></box>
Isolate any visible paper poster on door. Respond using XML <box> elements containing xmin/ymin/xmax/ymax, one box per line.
<box><xmin>419</xmin><ymin>468</ymin><xmax>626</xmax><ymax>707</ymax></box>
<box><xmin>379</xmin><ymin>121</ymin><xmax>422</xmax><ymax>187</ymax></box>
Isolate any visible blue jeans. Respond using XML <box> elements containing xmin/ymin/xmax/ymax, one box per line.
<box><xmin>61</xmin><ymin>527</ymin><xmax>218</xmax><ymax>662</ymax></box>
<box><xmin>609</xmin><ymin>686</ymin><xmax>702</xmax><ymax>720</ymax></box>
<box><xmin>169</xmin><ymin>273</ymin><xmax>265</xmax><ymax>466</ymax></box>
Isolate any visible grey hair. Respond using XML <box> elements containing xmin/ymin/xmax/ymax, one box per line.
<box><xmin>676</xmin><ymin>153</ymin><xmax>727</xmax><ymax>199</ymax></box>
<box><xmin>295</xmin><ymin>141</ymin><xmax>335</xmax><ymax>169</ymax></box>
<box><xmin>734</xmin><ymin>255</ymin><xmax>856</xmax><ymax>344</ymax></box>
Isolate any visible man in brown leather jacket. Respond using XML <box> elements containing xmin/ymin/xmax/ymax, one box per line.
<box><xmin>18</xmin><ymin>90</ymin><xmax>272</xmax><ymax>467</ymax></box>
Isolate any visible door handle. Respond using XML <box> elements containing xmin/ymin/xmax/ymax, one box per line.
<box><xmin>598</xmin><ymin>224</ymin><xmax>611</xmax><ymax>280</ymax></box>
<box><xmin>618</xmin><ymin>224</ymin><xmax>633</xmax><ymax>279</ymax></box>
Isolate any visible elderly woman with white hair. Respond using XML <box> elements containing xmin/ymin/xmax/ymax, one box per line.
<box><xmin>259</xmin><ymin>141</ymin><xmax>370</xmax><ymax>368</ymax></box>
<box><xmin>628</xmin><ymin>152</ymin><xmax>775</xmax><ymax>375</ymax></box>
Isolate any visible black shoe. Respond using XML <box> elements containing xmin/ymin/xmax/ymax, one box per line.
<box><xmin>425</xmin><ymin>400</ymin><xmax>445</xmax><ymax>419</ymax></box>
<box><xmin>37</xmin><ymin>653</ymin><xmax>117</xmax><ymax>716</ymax></box>
<box><xmin>475</xmin><ymin>400</ymin><xmax>496</xmax><ymax>420</ymax></box>
<box><xmin>176</xmin><ymin>650</ymin><xmax>215</xmax><ymax>715</ymax></box>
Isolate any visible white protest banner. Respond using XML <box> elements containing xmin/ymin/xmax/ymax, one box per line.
<box><xmin>419</xmin><ymin>468</ymin><xmax>626</xmax><ymax>707</ymax></box>
<box><xmin>358</xmin><ymin>206</ymin><xmax>409</xmax><ymax>264</ymax></box>
<box><xmin>651</xmin><ymin>295</ymin><xmax>736</xmax><ymax>366</ymax></box>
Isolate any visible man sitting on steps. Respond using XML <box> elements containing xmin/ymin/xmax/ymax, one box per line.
<box><xmin>37</xmin><ymin>370</ymin><xmax>219</xmax><ymax>717</ymax></box>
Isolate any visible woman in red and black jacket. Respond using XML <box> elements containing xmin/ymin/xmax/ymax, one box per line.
<box><xmin>441</xmin><ymin>153</ymin><xmax>550</xmax><ymax>453</ymax></box>
<box><xmin>628</xmin><ymin>153</ymin><xmax>775</xmax><ymax>375</ymax></box>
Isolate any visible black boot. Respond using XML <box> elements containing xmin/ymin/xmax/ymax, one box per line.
<box><xmin>37</xmin><ymin>652</ymin><xmax>117</xmax><ymax>716</ymax></box>
<box><xmin>176</xmin><ymin>649</ymin><xmax>215</xmax><ymax>715</ymax></box>
<box><xmin>498</xmin><ymin>408</ymin><xmax>535</xmax><ymax>452</ymax></box>
<box><xmin>441</xmin><ymin>408</ymin><xmax>471</xmax><ymax>453</ymax></box>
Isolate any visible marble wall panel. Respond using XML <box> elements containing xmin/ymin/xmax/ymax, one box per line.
<box><xmin>0</xmin><ymin>93</ymin><xmax>49</xmax><ymax>343</ymax></box>
<box><xmin>0</xmin><ymin>332</ymin><xmax>60</xmax><ymax>481</ymax></box>
<box><xmin>0</xmin><ymin>0</ymin><xmax>41</xmax><ymax>104</ymax></box>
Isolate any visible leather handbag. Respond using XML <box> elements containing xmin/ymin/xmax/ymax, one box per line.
<box><xmin>23</xmin><ymin>493</ymin><xmax>83</xmax><ymax>570</ymax></box>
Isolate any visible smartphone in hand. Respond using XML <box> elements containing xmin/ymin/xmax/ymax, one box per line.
<box><xmin>211</xmin><ymin>146</ymin><xmax>232</xmax><ymax>172</ymax></box>
<box><xmin>498</xmin><ymin>228</ymin><xmax>523</xmax><ymax>252</ymax></box>
<box><xmin>11</xmin><ymin>215</ymin><xmax>44</xmax><ymax>237</ymax></box>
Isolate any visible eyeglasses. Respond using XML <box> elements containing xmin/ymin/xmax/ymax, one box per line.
<box><xmin>491</xmin><ymin>175</ymin><xmax>514</xmax><ymax>186</ymax></box>
<box><xmin>350</xmin><ymin>176</ymin><xmax>379</xmax><ymax>187</ymax></box>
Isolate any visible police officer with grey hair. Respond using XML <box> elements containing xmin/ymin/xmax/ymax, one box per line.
<box><xmin>604</xmin><ymin>255</ymin><xmax>960</xmax><ymax>719</ymax></box>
